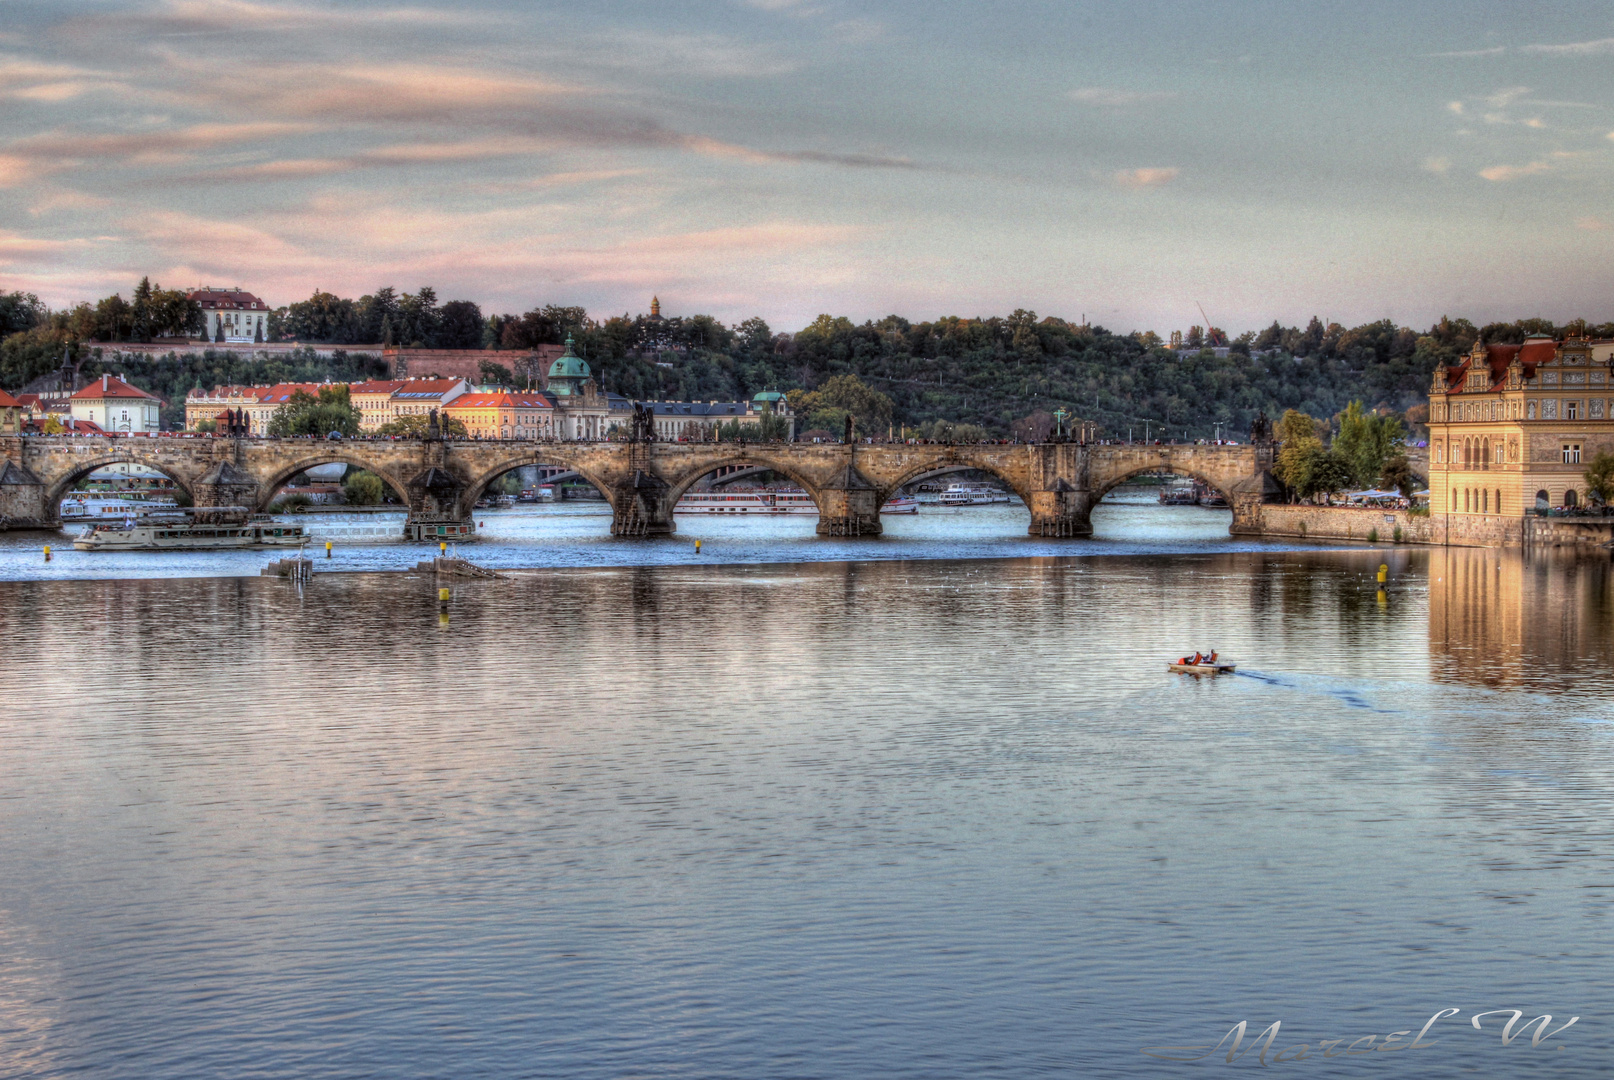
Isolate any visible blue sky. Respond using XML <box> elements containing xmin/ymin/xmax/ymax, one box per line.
<box><xmin>3</xmin><ymin>0</ymin><xmax>1614</xmax><ymax>334</ymax></box>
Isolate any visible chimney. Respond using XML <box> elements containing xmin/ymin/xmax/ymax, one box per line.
<box><xmin>103</xmin><ymin>374</ymin><xmax>109</xmax><ymax>391</ymax></box>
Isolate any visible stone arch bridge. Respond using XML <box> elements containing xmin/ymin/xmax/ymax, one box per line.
<box><xmin>0</xmin><ymin>435</ymin><xmax>1279</xmax><ymax>538</ymax></box>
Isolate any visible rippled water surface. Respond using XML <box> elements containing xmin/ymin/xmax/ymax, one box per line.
<box><xmin>2</xmin><ymin>505</ymin><xmax>1612</xmax><ymax>1077</ymax></box>
<box><xmin>1</xmin><ymin>492</ymin><xmax>1266</xmax><ymax>580</ymax></box>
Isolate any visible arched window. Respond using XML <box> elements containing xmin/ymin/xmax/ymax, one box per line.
<box><xmin>1482</xmin><ymin>489</ymin><xmax>1489</xmax><ymax>513</ymax></box>
<box><xmin>1565</xmin><ymin>489</ymin><xmax>1579</xmax><ymax>508</ymax></box>
<box><xmin>1464</xmin><ymin>488</ymin><xmax>1470</xmax><ymax>512</ymax></box>
<box><xmin>1496</xmin><ymin>489</ymin><xmax>1503</xmax><ymax>514</ymax></box>
<box><xmin>1536</xmin><ymin>489</ymin><xmax>1550</xmax><ymax>511</ymax></box>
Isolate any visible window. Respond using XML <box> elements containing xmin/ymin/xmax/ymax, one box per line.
<box><xmin>1527</xmin><ymin>400</ymin><xmax>1537</xmax><ymax>419</ymax></box>
<box><xmin>1566</xmin><ymin>489</ymin><xmax>1579</xmax><ymax>508</ymax></box>
<box><xmin>1536</xmin><ymin>489</ymin><xmax>1550</xmax><ymax>510</ymax></box>
<box><xmin>1567</xmin><ymin>400</ymin><xmax>1580</xmax><ymax>420</ymax></box>
<box><xmin>1496</xmin><ymin>442</ymin><xmax>1505</xmax><ymax>463</ymax></box>
<box><xmin>1563</xmin><ymin>443</ymin><xmax>1582</xmax><ymax>464</ymax></box>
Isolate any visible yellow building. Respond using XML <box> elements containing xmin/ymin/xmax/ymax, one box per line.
<box><xmin>348</xmin><ymin>380</ymin><xmax>409</xmax><ymax>432</ymax></box>
<box><xmin>443</xmin><ymin>391</ymin><xmax>555</xmax><ymax>439</ymax></box>
<box><xmin>1428</xmin><ymin>334</ymin><xmax>1614</xmax><ymax>542</ymax></box>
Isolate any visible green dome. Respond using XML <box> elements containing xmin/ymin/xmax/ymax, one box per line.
<box><xmin>547</xmin><ymin>335</ymin><xmax>591</xmax><ymax>383</ymax></box>
<box><xmin>753</xmin><ymin>390</ymin><xmax>785</xmax><ymax>404</ymax></box>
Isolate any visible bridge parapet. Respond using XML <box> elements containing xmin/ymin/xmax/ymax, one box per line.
<box><xmin>0</xmin><ymin>435</ymin><xmax>1281</xmax><ymax>539</ymax></box>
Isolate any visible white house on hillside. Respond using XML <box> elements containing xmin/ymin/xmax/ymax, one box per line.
<box><xmin>189</xmin><ymin>286</ymin><xmax>270</xmax><ymax>343</ymax></box>
<box><xmin>71</xmin><ymin>374</ymin><xmax>162</xmax><ymax>433</ymax></box>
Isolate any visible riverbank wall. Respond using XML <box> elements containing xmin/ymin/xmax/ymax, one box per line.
<box><xmin>1256</xmin><ymin>505</ymin><xmax>1613</xmax><ymax>548</ymax></box>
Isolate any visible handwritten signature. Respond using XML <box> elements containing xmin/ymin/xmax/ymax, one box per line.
<box><xmin>1142</xmin><ymin>1008</ymin><xmax>1579</xmax><ymax>1066</ymax></box>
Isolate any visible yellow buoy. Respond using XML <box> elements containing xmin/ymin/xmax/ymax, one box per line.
<box><xmin>43</xmin><ymin>544</ymin><xmax>51</xmax><ymax>560</ymax></box>
<box><xmin>1377</xmin><ymin>563</ymin><xmax>1388</xmax><ymax>584</ymax></box>
<box><xmin>695</xmin><ymin>539</ymin><xmax>701</xmax><ymax>553</ymax></box>
<box><xmin>325</xmin><ymin>540</ymin><xmax>333</xmax><ymax>559</ymax></box>
<box><xmin>440</xmin><ymin>541</ymin><xmax>447</xmax><ymax>555</ymax></box>
<box><xmin>438</xmin><ymin>587</ymin><xmax>450</xmax><ymax>603</ymax></box>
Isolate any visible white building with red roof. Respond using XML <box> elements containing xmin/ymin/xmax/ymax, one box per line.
<box><xmin>70</xmin><ymin>374</ymin><xmax>162</xmax><ymax>433</ymax></box>
<box><xmin>189</xmin><ymin>286</ymin><xmax>271</xmax><ymax>343</ymax></box>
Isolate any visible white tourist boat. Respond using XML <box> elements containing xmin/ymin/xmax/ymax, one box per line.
<box><xmin>676</xmin><ymin>489</ymin><xmax>919</xmax><ymax>515</ymax></box>
<box><xmin>677</xmin><ymin>490</ymin><xmax>817</xmax><ymax>514</ymax></box>
<box><xmin>937</xmin><ymin>484</ymin><xmax>1012</xmax><ymax>506</ymax></box>
<box><xmin>60</xmin><ymin>493</ymin><xmax>180</xmax><ymax>520</ymax></box>
<box><xmin>74</xmin><ymin>509</ymin><xmax>308</xmax><ymax>551</ymax></box>
<box><xmin>275</xmin><ymin>510</ymin><xmax>407</xmax><ymax>544</ymax></box>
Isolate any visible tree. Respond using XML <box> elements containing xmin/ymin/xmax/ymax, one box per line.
<box><xmin>1011</xmin><ymin>409</ymin><xmax>1055</xmax><ymax>442</ymax></box>
<box><xmin>1273</xmin><ymin>409</ymin><xmax>1324</xmax><ymax>495</ymax></box>
<box><xmin>0</xmin><ymin>292</ymin><xmax>47</xmax><ymax>336</ymax></box>
<box><xmin>1585</xmin><ymin>451</ymin><xmax>1614</xmax><ymax>506</ymax></box>
<box><xmin>479</xmin><ymin>360</ymin><xmax>516</xmax><ymax>387</ymax></box>
<box><xmin>787</xmin><ymin>374</ymin><xmax>893</xmax><ymax>437</ymax></box>
<box><xmin>343</xmin><ymin>470</ymin><xmax>386</xmax><ymax>505</ymax></box>
<box><xmin>267</xmin><ymin>385</ymin><xmax>361</xmax><ymax>437</ymax></box>
<box><xmin>1305</xmin><ymin>449</ymin><xmax>1354</xmax><ymax>498</ymax></box>
<box><xmin>1380</xmin><ymin>453</ymin><xmax>1419</xmax><ymax>498</ymax></box>
<box><xmin>1334</xmin><ymin>401</ymin><xmax>1404</xmax><ymax>489</ymax></box>
<box><xmin>131</xmin><ymin>276</ymin><xmax>154</xmax><ymax>342</ymax></box>
<box><xmin>438</xmin><ymin>300</ymin><xmax>484</xmax><ymax>349</ymax></box>
<box><xmin>374</xmin><ymin>413</ymin><xmax>467</xmax><ymax>438</ymax></box>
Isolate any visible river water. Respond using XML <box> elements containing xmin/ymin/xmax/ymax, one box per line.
<box><xmin>1</xmin><ymin>495</ymin><xmax>1611</xmax><ymax>1077</ymax></box>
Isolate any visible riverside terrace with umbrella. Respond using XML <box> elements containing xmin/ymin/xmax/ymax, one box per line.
<box><xmin>1342</xmin><ymin>489</ymin><xmax>1421</xmax><ymax>507</ymax></box>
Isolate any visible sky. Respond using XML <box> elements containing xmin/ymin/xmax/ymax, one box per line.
<box><xmin>3</xmin><ymin>0</ymin><xmax>1614</xmax><ymax>335</ymax></box>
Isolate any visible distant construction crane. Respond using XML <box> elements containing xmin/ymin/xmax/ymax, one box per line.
<box><xmin>1195</xmin><ymin>301</ymin><xmax>1228</xmax><ymax>347</ymax></box>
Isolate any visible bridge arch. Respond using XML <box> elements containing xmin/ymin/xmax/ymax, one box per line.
<box><xmin>887</xmin><ymin>462</ymin><xmax>1031</xmax><ymax>503</ymax></box>
<box><xmin>882</xmin><ymin>458</ymin><xmax>1035</xmax><ymax>508</ymax></box>
<box><xmin>1090</xmin><ymin>463</ymin><xmax>1236</xmax><ymax>507</ymax></box>
<box><xmin>661</xmin><ymin>450</ymin><xmax>828</xmax><ymax>511</ymax></box>
<box><xmin>459</xmin><ymin>454</ymin><xmax>619</xmax><ymax>518</ymax></box>
<box><xmin>43</xmin><ymin>453</ymin><xmax>198</xmax><ymax>514</ymax></box>
<box><xmin>255</xmin><ymin>453</ymin><xmax>411</xmax><ymax>510</ymax></box>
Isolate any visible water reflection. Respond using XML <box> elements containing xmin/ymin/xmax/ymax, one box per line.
<box><xmin>1430</xmin><ymin>546</ymin><xmax>1614</xmax><ymax>693</ymax></box>
<box><xmin>2</xmin><ymin>551</ymin><xmax>1613</xmax><ymax>1077</ymax></box>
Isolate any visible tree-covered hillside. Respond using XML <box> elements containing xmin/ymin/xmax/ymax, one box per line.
<box><xmin>5</xmin><ymin>282</ymin><xmax>1609</xmax><ymax>439</ymax></box>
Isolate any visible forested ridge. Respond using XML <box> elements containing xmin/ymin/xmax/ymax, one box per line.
<box><xmin>4</xmin><ymin>283</ymin><xmax>1608</xmax><ymax>438</ymax></box>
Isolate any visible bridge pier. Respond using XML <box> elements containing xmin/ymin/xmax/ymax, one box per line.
<box><xmin>815</xmin><ymin>463</ymin><xmax>883</xmax><ymax>536</ymax></box>
<box><xmin>610</xmin><ymin>472</ymin><xmax>677</xmax><ymax>537</ymax></box>
<box><xmin>193</xmin><ymin>461</ymin><xmax>260</xmax><ymax>509</ymax></box>
<box><xmin>1026</xmin><ymin>484</ymin><xmax>1094</xmax><ymax>538</ymax></box>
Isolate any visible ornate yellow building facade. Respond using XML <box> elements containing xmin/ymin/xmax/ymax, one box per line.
<box><xmin>1428</xmin><ymin>334</ymin><xmax>1614</xmax><ymax>543</ymax></box>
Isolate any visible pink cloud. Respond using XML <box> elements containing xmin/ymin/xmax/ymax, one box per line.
<box><xmin>1114</xmin><ymin>167</ymin><xmax>1179</xmax><ymax>188</ymax></box>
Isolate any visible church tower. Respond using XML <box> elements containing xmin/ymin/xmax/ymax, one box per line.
<box><xmin>649</xmin><ymin>296</ymin><xmax>663</xmax><ymax>321</ymax></box>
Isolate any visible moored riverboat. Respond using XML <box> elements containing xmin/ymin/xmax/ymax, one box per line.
<box><xmin>60</xmin><ymin>493</ymin><xmax>181</xmax><ymax>520</ymax></box>
<box><xmin>74</xmin><ymin>508</ymin><xmax>308</xmax><ymax>551</ymax></box>
<box><xmin>676</xmin><ymin>489</ymin><xmax>919</xmax><ymax>515</ymax></box>
<box><xmin>938</xmin><ymin>484</ymin><xmax>1011</xmax><ymax>506</ymax></box>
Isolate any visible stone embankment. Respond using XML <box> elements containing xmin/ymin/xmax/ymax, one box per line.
<box><xmin>1258</xmin><ymin>505</ymin><xmax>1614</xmax><ymax>548</ymax></box>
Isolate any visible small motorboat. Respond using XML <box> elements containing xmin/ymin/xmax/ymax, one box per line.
<box><xmin>1168</xmin><ymin>654</ymin><xmax>1235</xmax><ymax>675</ymax></box>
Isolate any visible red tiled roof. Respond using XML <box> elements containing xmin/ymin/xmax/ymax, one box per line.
<box><xmin>0</xmin><ymin>389</ymin><xmax>21</xmax><ymax>408</ymax></box>
<box><xmin>189</xmin><ymin>288</ymin><xmax>267</xmax><ymax>310</ymax></box>
<box><xmin>349</xmin><ymin>380</ymin><xmax>409</xmax><ymax>395</ymax></box>
<box><xmin>446</xmin><ymin>391</ymin><xmax>554</xmax><ymax>410</ymax></box>
<box><xmin>1448</xmin><ymin>338</ymin><xmax>1559</xmax><ymax>391</ymax></box>
<box><xmin>70</xmin><ymin>375</ymin><xmax>159</xmax><ymax>401</ymax></box>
